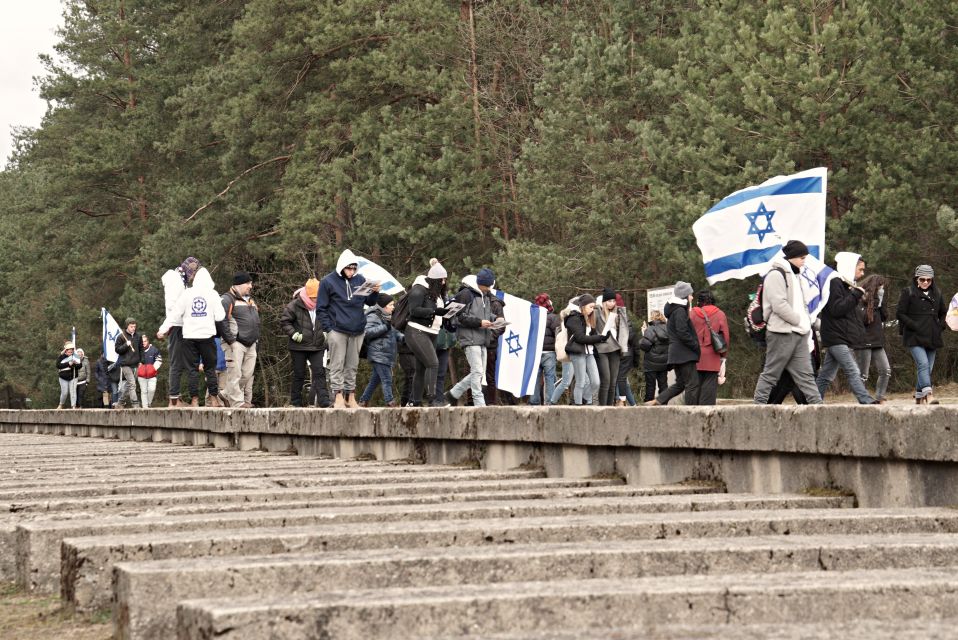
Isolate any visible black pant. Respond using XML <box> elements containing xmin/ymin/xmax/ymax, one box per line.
<box><xmin>690</xmin><ymin>370</ymin><xmax>718</xmax><ymax>405</ymax></box>
<box><xmin>644</xmin><ymin>369</ymin><xmax>668</xmax><ymax>402</ymax></box>
<box><xmin>405</xmin><ymin>327</ymin><xmax>438</xmax><ymax>404</ymax></box>
<box><xmin>76</xmin><ymin>382</ymin><xmax>87</xmax><ymax>408</ymax></box>
<box><xmin>656</xmin><ymin>361</ymin><xmax>699</xmax><ymax>405</ymax></box>
<box><xmin>180</xmin><ymin>337</ymin><xmax>219</xmax><ymax>399</ymax></box>
<box><xmin>596</xmin><ymin>351</ymin><xmax>621</xmax><ymax>406</ymax></box>
<box><xmin>398</xmin><ymin>349</ymin><xmax>417</xmax><ymax>406</ymax></box>
<box><xmin>435</xmin><ymin>348</ymin><xmax>450</xmax><ymax>397</ymax></box>
<box><xmin>290</xmin><ymin>349</ymin><xmax>329</xmax><ymax>407</ymax></box>
<box><xmin>167</xmin><ymin>327</ymin><xmax>198</xmax><ymax>399</ymax></box>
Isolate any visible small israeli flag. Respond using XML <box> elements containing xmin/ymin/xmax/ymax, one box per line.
<box><xmin>101</xmin><ymin>308</ymin><xmax>122</xmax><ymax>362</ymax></box>
<box><xmin>796</xmin><ymin>254</ymin><xmax>836</xmax><ymax>323</ymax></box>
<box><xmin>493</xmin><ymin>290</ymin><xmax>545</xmax><ymax>397</ymax></box>
<box><xmin>354</xmin><ymin>256</ymin><xmax>405</xmax><ymax>295</ymax></box>
<box><xmin>693</xmin><ymin>167</ymin><xmax>827</xmax><ymax>284</ymax></box>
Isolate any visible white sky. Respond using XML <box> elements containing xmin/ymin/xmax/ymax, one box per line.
<box><xmin>0</xmin><ymin>1</ymin><xmax>64</xmax><ymax>168</ymax></box>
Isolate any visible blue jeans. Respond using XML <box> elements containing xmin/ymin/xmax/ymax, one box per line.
<box><xmin>549</xmin><ymin>360</ymin><xmax>575</xmax><ymax>405</ymax></box>
<box><xmin>450</xmin><ymin>345</ymin><xmax>487</xmax><ymax>407</ymax></box>
<box><xmin>570</xmin><ymin>353</ymin><xmax>600</xmax><ymax>405</ymax></box>
<box><xmin>530</xmin><ymin>351</ymin><xmax>557</xmax><ymax>405</ymax></box>
<box><xmin>816</xmin><ymin>344</ymin><xmax>875</xmax><ymax>404</ymax></box>
<box><xmin>359</xmin><ymin>362</ymin><xmax>395</xmax><ymax>404</ymax></box>
<box><xmin>908</xmin><ymin>346</ymin><xmax>936</xmax><ymax>398</ymax></box>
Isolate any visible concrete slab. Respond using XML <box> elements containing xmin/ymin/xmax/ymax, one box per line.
<box><xmin>63</xmin><ymin>507</ymin><xmax>958</xmax><ymax>611</ymax></box>
<box><xmin>114</xmin><ymin>532</ymin><xmax>955</xmax><ymax>640</ymax></box>
<box><xmin>16</xmin><ymin>493</ymin><xmax>849</xmax><ymax>592</ymax></box>
<box><xmin>174</xmin><ymin>567</ymin><xmax>958</xmax><ymax>639</ymax></box>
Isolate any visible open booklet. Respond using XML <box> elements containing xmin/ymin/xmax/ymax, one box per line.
<box><xmin>490</xmin><ymin>317</ymin><xmax>510</xmax><ymax>330</ymax></box>
<box><xmin>441</xmin><ymin>302</ymin><xmax>466</xmax><ymax>319</ymax></box>
<box><xmin>351</xmin><ymin>280</ymin><xmax>381</xmax><ymax>297</ymax></box>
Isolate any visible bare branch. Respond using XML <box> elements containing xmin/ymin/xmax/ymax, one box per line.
<box><xmin>184</xmin><ymin>155</ymin><xmax>291</xmax><ymax>223</ymax></box>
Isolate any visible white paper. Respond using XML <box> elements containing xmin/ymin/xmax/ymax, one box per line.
<box><xmin>351</xmin><ymin>280</ymin><xmax>380</xmax><ymax>297</ymax></box>
<box><xmin>442</xmin><ymin>302</ymin><xmax>466</xmax><ymax>319</ymax></box>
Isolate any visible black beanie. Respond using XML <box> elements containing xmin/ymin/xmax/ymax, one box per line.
<box><xmin>376</xmin><ymin>293</ymin><xmax>394</xmax><ymax>308</ymax></box>
<box><xmin>782</xmin><ymin>240</ymin><xmax>810</xmax><ymax>260</ymax></box>
<box><xmin>601</xmin><ymin>287</ymin><xmax>616</xmax><ymax>301</ymax></box>
<box><xmin>233</xmin><ymin>271</ymin><xmax>253</xmax><ymax>286</ymax></box>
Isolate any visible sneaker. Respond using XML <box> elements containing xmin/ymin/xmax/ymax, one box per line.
<box><xmin>444</xmin><ymin>390</ymin><xmax>458</xmax><ymax>406</ymax></box>
<box><xmin>431</xmin><ymin>395</ymin><xmax>451</xmax><ymax>408</ymax></box>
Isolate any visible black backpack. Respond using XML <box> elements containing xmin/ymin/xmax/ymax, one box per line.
<box><xmin>744</xmin><ymin>266</ymin><xmax>787</xmax><ymax>339</ymax></box>
<box><xmin>390</xmin><ymin>291</ymin><xmax>411</xmax><ymax>331</ymax></box>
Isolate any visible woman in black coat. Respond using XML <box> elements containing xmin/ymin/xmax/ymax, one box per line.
<box><xmin>896</xmin><ymin>265</ymin><xmax>947</xmax><ymax>404</ymax></box>
<box><xmin>279</xmin><ymin>278</ymin><xmax>330</xmax><ymax>407</ymax></box>
<box><xmin>639</xmin><ymin>310</ymin><xmax>670</xmax><ymax>402</ymax></box>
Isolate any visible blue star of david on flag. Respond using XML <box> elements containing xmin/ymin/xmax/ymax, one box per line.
<box><xmin>744</xmin><ymin>202</ymin><xmax>775</xmax><ymax>242</ymax></box>
<box><xmin>505</xmin><ymin>330</ymin><xmax>523</xmax><ymax>356</ymax></box>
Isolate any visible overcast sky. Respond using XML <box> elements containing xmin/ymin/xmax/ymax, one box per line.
<box><xmin>1</xmin><ymin>1</ymin><xmax>64</xmax><ymax>169</ymax></box>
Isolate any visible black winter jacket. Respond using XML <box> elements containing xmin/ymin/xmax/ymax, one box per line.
<box><xmin>664</xmin><ymin>302</ymin><xmax>699</xmax><ymax>365</ymax></box>
<box><xmin>640</xmin><ymin>321</ymin><xmax>670</xmax><ymax>372</ymax></box>
<box><xmin>563</xmin><ymin>311</ymin><xmax>607</xmax><ymax>355</ymax></box>
<box><xmin>115</xmin><ymin>330</ymin><xmax>144</xmax><ymax>367</ymax></box>
<box><xmin>407</xmin><ymin>283</ymin><xmax>439</xmax><ymax>327</ymax></box>
<box><xmin>280</xmin><ymin>298</ymin><xmax>327</xmax><ymax>352</ymax></box>
<box><xmin>542</xmin><ymin>313</ymin><xmax>560</xmax><ymax>352</ymax></box>
<box><xmin>897</xmin><ymin>283</ymin><xmax>947</xmax><ymax>349</ymax></box>
<box><xmin>57</xmin><ymin>354</ymin><xmax>80</xmax><ymax>381</ymax></box>
<box><xmin>819</xmin><ymin>279</ymin><xmax>866</xmax><ymax>349</ymax></box>
<box><xmin>860</xmin><ymin>291</ymin><xmax>888</xmax><ymax>348</ymax></box>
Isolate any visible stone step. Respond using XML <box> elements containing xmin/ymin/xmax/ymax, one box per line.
<box><xmin>1</xmin><ymin>476</ymin><xmax>622</xmax><ymax>515</ymax></box>
<box><xmin>63</xmin><ymin>507</ymin><xmax>958</xmax><ymax>612</ymax></box>
<box><xmin>17</xmin><ymin>493</ymin><xmax>848</xmax><ymax>592</ymax></box>
<box><xmin>0</xmin><ymin>460</ymin><xmax>458</xmax><ymax>484</ymax></box>
<box><xmin>0</xmin><ymin>482</ymin><xmax>714</xmax><ymax>582</ymax></box>
<box><xmin>434</xmin><ymin>619</ymin><xmax>958</xmax><ymax>640</ymax></box>
<box><xmin>114</xmin><ymin>531</ymin><xmax>948</xmax><ymax>640</ymax></box>
<box><xmin>174</xmin><ymin>567</ymin><xmax>958</xmax><ymax>639</ymax></box>
<box><xmin>0</xmin><ymin>468</ymin><xmax>545</xmax><ymax>500</ymax></box>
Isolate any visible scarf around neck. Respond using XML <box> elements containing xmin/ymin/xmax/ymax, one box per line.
<box><xmin>295</xmin><ymin>287</ymin><xmax>317</xmax><ymax>311</ymax></box>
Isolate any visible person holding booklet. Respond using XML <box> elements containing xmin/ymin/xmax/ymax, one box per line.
<box><xmin>316</xmin><ymin>249</ymin><xmax>382</xmax><ymax>408</ymax></box>
<box><xmin>445</xmin><ymin>268</ymin><xmax>500</xmax><ymax>407</ymax></box>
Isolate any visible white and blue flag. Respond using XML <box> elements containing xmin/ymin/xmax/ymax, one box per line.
<box><xmin>101</xmin><ymin>308</ymin><xmax>122</xmax><ymax>362</ymax></box>
<box><xmin>493</xmin><ymin>290</ymin><xmax>545</xmax><ymax>397</ymax></box>
<box><xmin>355</xmin><ymin>256</ymin><xmax>405</xmax><ymax>295</ymax></box>
<box><xmin>796</xmin><ymin>254</ymin><xmax>836</xmax><ymax>323</ymax></box>
<box><xmin>693</xmin><ymin>167</ymin><xmax>827</xmax><ymax>285</ymax></box>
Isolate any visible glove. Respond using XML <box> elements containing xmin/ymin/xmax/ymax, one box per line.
<box><xmin>599</xmin><ymin>333</ymin><xmax>611</xmax><ymax>342</ymax></box>
<box><xmin>292</xmin><ymin>332</ymin><xmax>303</xmax><ymax>343</ymax></box>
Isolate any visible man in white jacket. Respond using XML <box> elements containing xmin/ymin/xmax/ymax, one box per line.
<box><xmin>160</xmin><ymin>257</ymin><xmax>200</xmax><ymax>406</ymax></box>
<box><xmin>158</xmin><ymin>266</ymin><xmax>230</xmax><ymax>407</ymax></box>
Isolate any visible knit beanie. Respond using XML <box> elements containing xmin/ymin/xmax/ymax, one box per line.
<box><xmin>782</xmin><ymin>240</ymin><xmax>810</xmax><ymax>260</ymax></box>
<box><xmin>124</xmin><ymin>317</ymin><xmax>137</xmax><ymax>327</ymax></box>
<box><xmin>915</xmin><ymin>264</ymin><xmax>935</xmax><ymax>279</ymax></box>
<box><xmin>179</xmin><ymin>257</ymin><xmax>201</xmax><ymax>285</ymax></box>
<box><xmin>233</xmin><ymin>271</ymin><xmax>253</xmax><ymax>286</ymax></box>
<box><xmin>427</xmin><ymin>258</ymin><xmax>447</xmax><ymax>279</ymax></box>
<box><xmin>304</xmin><ymin>278</ymin><xmax>320</xmax><ymax>298</ymax></box>
<box><xmin>673</xmin><ymin>281</ymin><xmax>694</xmax><ymax>299</ymax></box>
<box><xmin>376</xmin><ymin>293</ymin><xmax>394</xmax><ymax>308</ymax></box>
<box><xmin>577</xmin><ymin>293</ymin><xmax>596</xmax><ymax>307</ymax></box>
<box><xmin>601</xmin><ymin>287</ymin><xmax>616</xmax><ymax>301</ymax></box>
<box><xmin>476</xmin><ymin>268</ymin><xmax>496</xmax><ymax>287</ymax></box>
<box><xmin>534</xmin><ymin>293</ymin><xmax>553</xmax><ymax>312</ymax></box>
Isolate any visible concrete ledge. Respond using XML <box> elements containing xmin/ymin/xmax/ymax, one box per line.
<box><xmin>4</xmin><ymin>406</ymin><xmax>958</xmax><ymax>506</ymax></box>
<box><xmin>174</xmin><ymin>567</ymin><xmax>958</xmax><ymax>639</ymax></box>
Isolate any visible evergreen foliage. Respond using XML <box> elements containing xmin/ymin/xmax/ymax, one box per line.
<box><xmin>2</xmin><ymin>0</ymin><xmax>956</xmax><ymax>403</ymax></box>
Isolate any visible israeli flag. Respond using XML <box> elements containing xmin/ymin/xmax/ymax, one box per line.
<box><xmin>493</xmin><ymin>290</ymin><xmax>545</xmax><ymax>397</ymax></box>
<box><xmin>354</xmin><ymin>256</ymin><xmax>405</xmax><ymax>295</ymax></box>
<box><xmin>795</xmin><ymin>254</ymin><xmax>836</xmax><ymax>323</ymax></box>
<box><xmin>693</xmin><ymin>167</ymin><xmax>827</xmax><ymax>284</ymax></box>
<box><xmin>101</xmin><ymin>308</ymin><xmax>122</xmax><ymax>362</ymax></box>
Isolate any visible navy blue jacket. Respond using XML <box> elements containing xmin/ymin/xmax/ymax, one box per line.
<box><xmin>316</xmin><ymin>272</ymin><xmax>378</xmax><ymax>335</ymax></box>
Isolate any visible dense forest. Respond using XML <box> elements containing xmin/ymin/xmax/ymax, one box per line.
<box><xmin>2</xmin><ymin>0</ymin><xmax>957</xmax><ymax>405</ymax></box>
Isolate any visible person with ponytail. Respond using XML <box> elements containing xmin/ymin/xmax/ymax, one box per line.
<box><xmin>280</xmin><ymin>278</ymin><xmax>331</xmax><ymax>408</ymax></box>
<box><xmin>855</xmin><ymin>274</ymin><xmax>891</xmax><ymax>404</ymax></box>
<box><xmin>404</xmin><ymin>258</ymin><xmax>450</xmax><ymax>406</ymax></box>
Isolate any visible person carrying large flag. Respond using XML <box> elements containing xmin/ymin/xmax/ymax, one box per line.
<box><xmin>751</xmin><ymin>240</ymin><xmax>823</xmax><ymax>405</ymax></box>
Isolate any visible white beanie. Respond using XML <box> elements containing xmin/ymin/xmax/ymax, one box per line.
<box><xmin>427</xmin><ymin>258</ymin><xmax>447</xmax><ymax>279</ymax></box>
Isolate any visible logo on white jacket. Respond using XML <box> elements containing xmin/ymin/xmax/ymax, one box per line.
<box><xmin>191</xmin><ymin>297</ymin><xmax>208</xmax><ymax>317</ymax></box>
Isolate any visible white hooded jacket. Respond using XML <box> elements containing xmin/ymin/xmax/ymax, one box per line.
<box><xmin>159</xmin><ymin>268</ymin><xmax>226</xmax><ymax>340</ymax></box>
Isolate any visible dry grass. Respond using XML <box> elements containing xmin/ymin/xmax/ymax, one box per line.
<box><xmin>0</xmin><ymin>583</ymin><xmax>110</xmax><ymax>640</ymax></box>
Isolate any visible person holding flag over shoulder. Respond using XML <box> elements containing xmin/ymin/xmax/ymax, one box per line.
<box><xmin>751</xmin><ymin>241</ymin><xmax>823</xmax><ymax>404</ymax></box>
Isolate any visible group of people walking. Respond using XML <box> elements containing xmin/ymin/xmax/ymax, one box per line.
<box><xmin>56</xmin><ymin>244</ymin><xmax>951</xmax><ymax>408</ymax></box>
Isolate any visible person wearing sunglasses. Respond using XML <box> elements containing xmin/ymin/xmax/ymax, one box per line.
<box><xmin>896</xmin><ymin>265</ymin><xmax>947</xmax><ymax>404</ymax></box>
